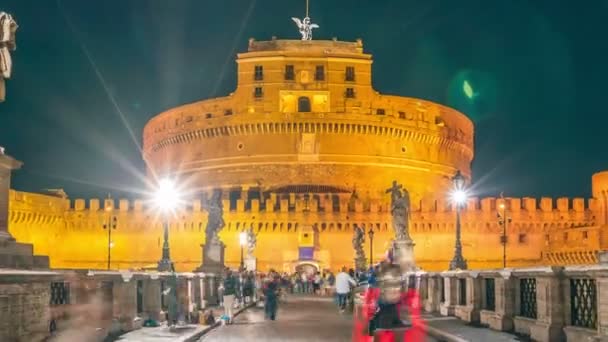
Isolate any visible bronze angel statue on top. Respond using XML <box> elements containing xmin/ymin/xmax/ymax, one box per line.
<box><xmin>291</xmin><ymin>17</ymin><xmax>319</xmax><ymax>40</ymax></box>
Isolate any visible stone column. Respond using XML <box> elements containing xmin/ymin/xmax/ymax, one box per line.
<box><xmin>0</xmin><ymin>151</ymin><xmax>22</xmax><ymax>241</ymax></box>
<box><xmin>203</xmin><ymin>274</ymin><xmax>219</xmax><ymax>306</ymax></box>
<box><xmin>425</xmin><ymin>274</ymin><xmax>442</xmax><ymax>313</ymax></box>
<box><xmin>176</xmin><ymin>277</ymin><xmax>191</xmax><ymax>322</ymax></box>
<box><xmin>512</xmin><ymin>267</ymin><xmax>565</xmax><ymax>342</ymax></box>
<box><xmin>596</xmin><ymin>276</ymin><xmax>608</xmax><ymax>339</ymax></box>
<box><xmin>440</xmin><ymin>273</ymin><xmax>457</xmax><ymax>316</ymax></box>
<box><xmin>143</xmin><ymin>279</ymin><xmax>161</xmax><ymax>321</ymax></box>
<box><xmin>455</xmin><ymin>273</ymin><xmax>482</xmax><ymax>323</ymax></box>
<box><xmin>528</xmin><ymin>273</ymin><xmax>565</xmax><ymax>342</ymax></box>
<box><xmin>0</xmin><ymin>151</ymin><xmax>48</xmax><ymax>269</ymax></box>
<box><xmin>112</xmin><ymin>280</ymin><xmax>139</xmax><ymax>332</ymax></box>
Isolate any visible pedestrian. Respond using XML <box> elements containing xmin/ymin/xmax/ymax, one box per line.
<box><xmin>222</xmin><ymin>269</ymin><xmax>237</xmax><ymax>324</ymax></box>
<box><xmin>335</xmin><ymin>266</ymin><xmax>356</xmax><ymax>313</ymax></box>
<box><xmin>264</xmin><ymin>270</ymin><xmax>280</xmax><ymax>320</ymax></box>
<box><xmin>243</xmin><ymin>272</ymin><xmax>254</xmax><ymax>305</ymax></box>
<box><xmin>313</xmin><ymin>271</ymin><xmax>322</xmax><ymax>295</ymax></box>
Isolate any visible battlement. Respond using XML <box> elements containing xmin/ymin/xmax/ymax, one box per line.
<box><xmin>9</xmin><ymin>189</ymin><xmax>599</xmax><ymax>219</ymax></box>
<box><xmin>244</xmin><ymin>38</ymin><xmax>366</xmax><ymax>56</ymax></box>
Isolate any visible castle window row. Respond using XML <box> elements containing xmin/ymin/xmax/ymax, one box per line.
<box><xmin>253</xmin><ymin>64</ymin><xmax>355</xmax><ymax>82</ymax></box>
<box><xmin>151</xmin><ymin>121</ymin><xmax>465</xmax><ymax>152</ymax></box>
<box><xmin>152</xmin><ymin>104</ymin><xmax>445</xmax><ymax>134</ymax></box>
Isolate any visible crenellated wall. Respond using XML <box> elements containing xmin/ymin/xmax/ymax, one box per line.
<box><xmin>8</xmin><ymin>179</ymin><xmax>607</xmax><ymax>272</ymax></box>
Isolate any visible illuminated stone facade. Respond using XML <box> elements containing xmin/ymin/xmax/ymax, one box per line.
<box><xmin>6</xmin><ymin>39</ymin><xmax>608</xmax><ymax>272</ymax></box>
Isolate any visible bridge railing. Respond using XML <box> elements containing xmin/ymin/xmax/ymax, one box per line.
<box><xmin>0</xmin><ymin>269</ymin><xmax>222</xmax><ymax>341</ymax></box>
<box><xmin>405</xmin><ymin>264</ymin><xmax>608</xmax><ymax>342</ymax></box>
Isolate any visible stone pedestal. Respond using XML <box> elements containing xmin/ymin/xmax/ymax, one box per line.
<box><xmin>455</xmin><ymin>276</ymin><xmax>482</xmax><ymax>323</ymax></box>
<box><xmin>245</xmin><ymin>256</ymin><xmax>257</xmax><ymax>271</ymax></box>
<box><xmin>393</xmin><ymin>238</ymin><xmax>416</xmax><ymax>272</ymax></box>
<box><xmin>440</xmin><ymin>276</ymin><xmax>457</xmax><ymax>316</ymax></box>
<box><xmin>354</xmin><ymin>255</ymin><xmax>366</xmax><ymax>272</ymax></box>
<box><xmin>112</xmin><ymin>280</ymin><xmax>141</xmax><ymax>331</ymax></box>
<box><xmin>480</xmin><ymin>275</ymin><xmax>515</xmax><ymax>331</ymax></box>
<box><xmin>425</xmin><ymin>275</ymin><xmax>442</xmax><ymax>313</ymax></box>
<box><xmin>202</xmin><ymin>274</ymin><xmax>220</xmax><ymax>306</ymax></box>
<box><xmin>196</xmin><ymin>242</ymin><xmax>225</xmax><ymax>274</ymax></box>
<box><xmin>143</xmin><ymin>279</ymin><xmax>161</xmax><ymax>321</ymax></box>
<box><xmin>0</xmin><ymin>152</ymin><xmax>49</xmax><ymax>269</ymax></box>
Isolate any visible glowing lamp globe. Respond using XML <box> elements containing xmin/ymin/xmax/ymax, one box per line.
<box><xmin>154</xmin><ymin>179</ymin><xmax>179</xmax><ymax>211</ymax></box>
<box><xmin>452</xmin><ymin>190</ymin><xmax>467</xmax><ymax>205</ymax></box>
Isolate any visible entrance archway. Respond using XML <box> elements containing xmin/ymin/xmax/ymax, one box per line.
<box><xmin>295</xmin><ymin>262</ymin><xmax>318</xmax><ymax>276</ymax></box>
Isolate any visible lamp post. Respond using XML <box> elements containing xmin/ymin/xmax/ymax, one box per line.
<box><xmin>498</xmin><ymin>195</ymin><xmax>512</xmax><ymax>268</ymax></box>
<box><xmin>239</xmin><ymin>231</ymin><xmax>247</xmax><ymax>270</ymax></box>
<box><xmin>449</xmin><ymin>170</ymin><xmax>468</xmax><ymax>270</ymax></box>
<box><xmin>368</xmin><ymin>228</ymin><xmax>375</xmax><ymax>267</ymax></box>
<box><xmin>155</xmin><ymin>178</ymin><xmax>179</xmax><ymax>272</ymax></box>
<box><xmin>102</xmin><ymin>195</ymin><xmax>117</xmax><ymax>270</ymax></box>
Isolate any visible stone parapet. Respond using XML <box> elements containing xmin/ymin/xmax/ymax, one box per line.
<box><xmin>413</xmin><ymin>264</ymin><xmax>608</xmax><ymax>342</ymax></box>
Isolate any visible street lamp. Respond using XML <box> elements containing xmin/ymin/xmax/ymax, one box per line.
<box><xmin>368</xmin><ymin>228</ymin><xmax>375</xmax><ymax>267</ymax></box>
<box><xmin>449</xmin><ymin>170</ymin><xmax>468</xmax><ymax>270</ymax></box>
<box><xmin>102</xmin><ymin>196</ymin><xmax>117</xmax><ymax>270</ymax></box>
<box><xmin>239</xmin><ymin>231</ymin><xmax>247</xmax><ymax>270</ymax></box>
<box><xmin>155</xmin><ymin>178</ymin><xmax>179</xmax><ymax>272</ymax></box>
<box><xmin>497</xmin><ymin>196</ymin><xmax>512</xmax><ymax>268</ymax></box>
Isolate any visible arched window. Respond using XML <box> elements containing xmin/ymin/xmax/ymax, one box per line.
<box><xmin>298</xmin><ymin>96</ymin><xmax>311</xmax><ymax>112</ymax></box>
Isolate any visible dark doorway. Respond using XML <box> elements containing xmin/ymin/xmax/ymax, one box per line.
<box><xmin>298</xmin><ymin>96</ymin><xmax>311</xmax><ymax>112</ymax></box>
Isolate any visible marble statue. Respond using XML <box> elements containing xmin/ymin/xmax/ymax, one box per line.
<box><xmin>246</xmin><ymin>226</ymin><xmax>256</xmax><ymax>258</ymax></box>
<box><xmin>205</xmin><ymin>191</ymin><xmax>225</xmax><ymax>245</ymax></box>
<box><xmin>352</xmin><ymin>224</ymin><xmax>366</xmax><ymax>271</ymax></box>
<box><xmin>0</xmin><ymin>11</ymin><xmax>18</xmax><ymax>102</ymax></box>
<box><xmin>386</xmin><ymin>180</ymin><xmax>411</xmax><ymax>241</ymax></box>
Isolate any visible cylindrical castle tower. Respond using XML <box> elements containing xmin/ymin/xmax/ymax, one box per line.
<box><xmin>142</xmin><ymin>39</ymin><xmax>474</xmax><ymax>205</ymax></box>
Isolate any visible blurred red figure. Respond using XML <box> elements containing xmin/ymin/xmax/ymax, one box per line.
<box><xmin>353</xmin><ymin>264</ymin><xmax>425</xmax><ymax>342</ymax></box>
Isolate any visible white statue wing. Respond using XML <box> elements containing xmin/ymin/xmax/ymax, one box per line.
<box><xmin>291</xmin><ymin>17</ymin><xmax>302</xmax><ymax>28</ymax></box>
<box><xmin>310</xmin><ymin>24</ymin><xmax>319</xmax><ymax>29</ymax></box>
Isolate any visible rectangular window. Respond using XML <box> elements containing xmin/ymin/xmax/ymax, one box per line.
<box><xmin>205</xmin><ymin>113</ymin><xmax>213</xmax><ymax>119</ymax></box>
<box><xmin>50</xmin><ymin>282</ymin><xmax>70</xmax><ymax>306</ymax></box>
<box><xmin>459</xmin><ymin>278</ymin><xmax>467</xmax><ymax>305</ymax></box>
<box><xmin>520</xmin><ymin>278</ymin><xmax>537</xmax><ymax>319</ymax></box>
<box><xmin>484</xmin><ymin>278</ymin><xmax>496</xmax><ymax>311</ymax></box>
<box><xmin>518</xmin><ymin>233</ymin><xmax>527</xmax><ymax>243</ymax></box>
<box><xmin>254</xmin><ymin>87</ymin><xmax>263</xmax><ymax>98</ymax></box>
<box><xmin>376</xmin><ymin>108</ymin><xmax>385</xmax><ymax>115</ymax></box>
<box><xmin>345</xmin><ymin>87</ymin><xmax>355</xmax><ymax>98</ymax></box>
<box><xmin>583</xmin><ymin>231</ymin><xmax>588</xmax><ymax>239</ymax></box>
<box><xmin>570</xmin><ymin>278</ymin><xmax>597</xmax><ymax>329</ymax></box>
<box><xmin>224</xmin><ymin>109</ymin><xmax>233</xmax><ymax>116</ymax></box>
<box><xmin>285</xmin><ymin>65</ymin><xmax>295</xmax><ymax>80</ymax></box>
<box><xmin>315</xmin><ymin>65</ymin><xmax>325</xmax><ymax>81</ymax></box>
<box><xmin>345</xmin><ymin>66</ymin><xmax>355</xmax><ymax>81</ymax></box>
<box><xmin>398</xmin><ymin>111</ymin><xmax>406</xmax><ymax>119</ymax></box>
<box><xmin>254</xmin><ymin>65</ymin><xmax>263</xmax><ymax>81</ymax></box>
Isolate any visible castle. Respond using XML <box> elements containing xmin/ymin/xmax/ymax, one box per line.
<box><xmin>7</xmin><ymin>38</ymin><xmax>608</xmax><ymax>272</ymax></box>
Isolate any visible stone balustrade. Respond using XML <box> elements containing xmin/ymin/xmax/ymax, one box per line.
<box><xmin>408</xmin><ymin>264</ymin><xmax>608</xmax><ymax>342</ymax></box>
<box><xmin>0</xmin><ymin>269</ymin><xmax>221</xmax><ymax>341</ymax></box>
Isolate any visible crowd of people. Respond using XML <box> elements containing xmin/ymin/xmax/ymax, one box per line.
<box><xmin>215</xmin><ymin>266</ymin><xmax>373</xmax><ymax>323</ymax></box>
<box><xmin>215</xmin><ymin>260</ymin><xmax>425</xmax><ymax>341</ymax></box>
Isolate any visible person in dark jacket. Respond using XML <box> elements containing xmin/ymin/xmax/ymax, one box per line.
<box><xmin>222</xmin><ymin>269</ymin><xmax>237</xmax><ymax>323</ymax></box>
<box><xmin>264</xmin><ymin>271</ymin><xmax>280</xmax><ymax>320</ymax></box>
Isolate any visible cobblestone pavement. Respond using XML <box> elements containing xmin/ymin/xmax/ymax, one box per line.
<box><xmin>199</xmin><ymin>295</ymin><xmax>438</xmax><ymax>342</ymax></box>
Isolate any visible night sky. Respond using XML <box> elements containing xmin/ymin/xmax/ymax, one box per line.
<box><xmin>1</xmin><ymin>0</ymin><xmax>607</xmax><ymax>200</ymax></box>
